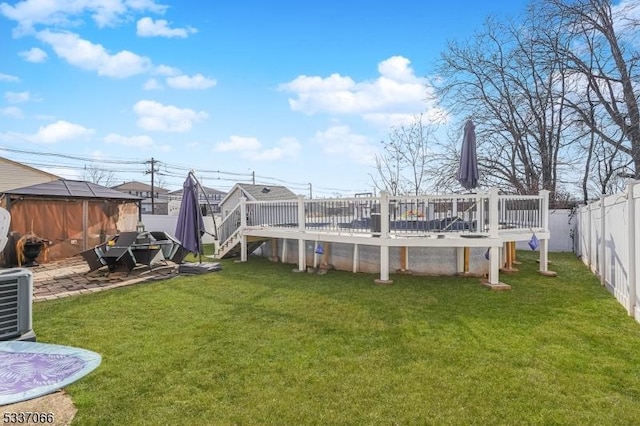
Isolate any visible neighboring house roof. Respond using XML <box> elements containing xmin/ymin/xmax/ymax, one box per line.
<box><xmin>112</xmin><ymin>180</ymin><xmax>169</xmax><ymax>194</ymax></box>
<box><xmin>0</xmin><ymin>156</ymin><xmax>61</xmax><ymax>180</ymax></box>
<box><xmin>2</xmin><ymin>179</ymin><xmax>142</xmax><ymax>201</ymax></box>
<box><xmin>220</xmin><ymin>183</ymin><xmax>297</xmax><ymax>206</ymax></box>
<box><xmin>0</xmin><ymin>156</ymin><xmax>61</xmax><ymax>193</ymax></box>
<box><xmin>239</xmin><ymin>184</ymin><xmax>297</xmax><ymax>200</ymax></box>
<box><xmin>169</xmin><ymin>185</ymin><xmax>226</xmax><ymax>197</ymax></box>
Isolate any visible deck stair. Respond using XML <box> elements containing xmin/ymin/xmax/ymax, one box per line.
<box><xmin>216</xmin><ymin>230</ymin><xmax>268</xmax><ymax>259</ymax></box>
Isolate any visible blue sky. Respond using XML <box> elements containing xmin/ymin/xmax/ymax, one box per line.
<box><xmin>0</xmin><ymin>0</ymin><xmax>529</xmax><ymax>196</ymax></box>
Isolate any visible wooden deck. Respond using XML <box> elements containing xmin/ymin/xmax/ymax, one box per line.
<box><xmin>216</xmin><ymin>189</ymin><xmax>554</xmax><ymax>287</ymax></box>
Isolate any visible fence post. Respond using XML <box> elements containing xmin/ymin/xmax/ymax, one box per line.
<box><xmin>627</xmin><ymin>181</ymin><xmax>638</xmax><ymax>318</ymax></box>
<box><xmin>239</xmin><ymin>197</ymin><xmax>247</xmax><ymax>262</ymax></box>
<box><xmin>599</xmin><ymin>195</ymin><xmax>606</xmax><ymax>287</ymax></box>
<box><xmin>297</xmin><ymin>195</ymin><xmax>306</xmax><ymax>272</ymax></box>
<box><xmin>587</xmin><ymin>201</ymin><xmax>598</xmax><ymax>273</ymax></box>
<box><xmin>538</xmin><ymin>190</ymin><xmax>551</xmax><ymax>274</ymax></box>
<box><xmin>376</xmin><ymin>191</ymin><xmax>393</xmax><ymax>284</ymax></box>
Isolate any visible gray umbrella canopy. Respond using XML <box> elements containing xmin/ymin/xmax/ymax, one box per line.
<box><xmin>175</xmin><ymin>173</ymin><xmax>205</xmax><ymax>255</ymax></box>
<box><xmin>456</xmin><ymin>120</ymin><xmax>479</xmax><ymax>190</ymax></box>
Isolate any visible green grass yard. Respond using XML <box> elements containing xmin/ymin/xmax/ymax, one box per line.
<box><xmin>33</xmin><ymin>251</ymin><xmax>640</xmax><ymax>425</ymax></box>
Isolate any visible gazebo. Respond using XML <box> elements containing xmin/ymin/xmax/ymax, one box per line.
<box><xmin>1</xmin><ymin>179</ymin><xmax>141</xmax><ymax>265</ymax></box>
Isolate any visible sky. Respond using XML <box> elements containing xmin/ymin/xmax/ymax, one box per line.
<box><xmin>0</xmin><ymin>0</ymin><xmax>531</xmax><ymax>196</ymax></box>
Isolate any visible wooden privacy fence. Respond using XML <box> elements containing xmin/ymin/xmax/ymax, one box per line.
<box><xmin>576</xmin><ymin>181</ymin><xmax>640</xmax><ymax>321</ymax></box>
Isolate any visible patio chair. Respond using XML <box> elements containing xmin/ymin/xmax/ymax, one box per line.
<box><xmin>169</xmin><ymin>244</ymin><xmax>190</xmax><ymax>264</ymax></box>
<box><xmin>78</xmin><ymin>243</ymin><xmax>108</xmax><ymax>272</ymax></box>
<box><xmin>150</xmin><ymin>231</ymin><xmax>181</xmax><ymax>262</ymax></box>
<box><xmin>110</xmin><ymin>231</ymin><xmax>139</xmax><ymax>247</ymax></box>
<box><xmin>99</xmin><ymin>231</ymin><xmax>140</xmax><ymax>274</ymax></box>
<box><xmin>100</xmin><ymin>246</ymin><xmax>137</xmax><ymax>273</ymax></box>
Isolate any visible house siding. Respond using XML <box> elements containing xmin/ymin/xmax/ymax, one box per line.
<box><xmin>220</xmin><ymin>187</ymin><xmax>246</xmax><ymax>219</ymax></box>
<box><xmin>0</xmin><ymin>158</ymin><xmax>59</xmax><ymax>193</ymax></box>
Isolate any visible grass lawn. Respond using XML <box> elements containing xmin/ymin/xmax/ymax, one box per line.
<box><xmin>33</xmin><ymin>251</ymin><xmax>640</xmax><ymax>425</ymax></box>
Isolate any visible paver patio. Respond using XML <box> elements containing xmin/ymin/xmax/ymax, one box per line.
<box><xmin>26</xmin><ymin>256</ymin><xmax>180</xmax><ymax>301</ymax></box>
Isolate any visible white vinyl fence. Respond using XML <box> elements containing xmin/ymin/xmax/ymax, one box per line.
<box><xmin>575</xmin><ymin>182</ymin><xmax>640</xmax><ymax>321</ymax></box>
<box><xmin>515</xmin><ymin>209</ymin><xmax>575</xmax><ymax>252</ymax></box>
<box><xmin>140</xmin><ymin>214</ymin><xmax>217</xmax><ymax>245</ymax></box>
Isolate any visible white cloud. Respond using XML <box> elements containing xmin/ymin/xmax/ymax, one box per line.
<box><xmin>41</xmin><ymin>167</ymin><xmax>80</xmax><ymax>180</ymax></box>
<box><xmin>19</xmin><ymin>47</ymin><xmax>47</xmax><ymax>62</ymax></box>
<box><xmin>0</xmin><ymin>0</ymin><xmax>168</xmax><ymax>35</ymax></box>
<box><xmin>133</xmin><ymin>100</ymin><xmax>208</xmax><ymax>132</ymax></box>
<box><xmin>214</xmin><ymin>136</ymin><xmax>261</xmax><ymax>152</ymax></box>
<box><xmin>103</xmin><ymin>133</ymin><xmax>171</xmax><ymax>152</ymax></box>
<box><xmin>104</xmin><ymin>133</ymin><xmax>154</xmax><ymax>148</ymax></box>
<box><xmin>4</xmin><ymin>91</ymin><xmax>30</xmax><ymax>103</ymax></box>
<box><xmin>36</xmin><ymin>30</ymin><xmax>151</xmax><ymax>78</ymax></box>
<box><xmin>314</xmin><ymin>125</ymin><xmax>377</xmax><ymax>165</ymax></box>
<box><xmin>0</xmin><ymin>73</ymin><xmax>19</xmax><ymax>82</ymax></box>
<box><xmin>245</xmin><ymin>137</ymin><xmax>301</xmax><ymax>161</ymax></box>
<box><xmin>166</xmin><ymin>73</ymin><xmax>216</xmax><ymax>90</ymax></box>
<box><xmin>365</xmin><ymin>108</ymin><xmax>449</xmax><ymax>128</ymax></box>
<box><xmin>136</xmin><ymin>17</ymin><xmax>197</xmax><ymax>38</ymax></box>
<box><xmin>280</xmin><ymin>56</ymin><xmax>441</xmax><ymax>126</ymax></box>
<box><xmin>377</xmin><ymin>56</ymin><xmax>417</xmax><ymax>82</ymax></box>
<box><xmin>19</xmin><ymin>120</ymin><xmax>93</xmax><ymax>144</ymax></box>
<box><xmin>214</xmin><ymin>135</ymin><xmax>301</xmax><ymax>161</ymax></box>
<box><xmin>154</xmin><ymin>64</ymin><xmax>180</xmax><ymax>76</ymax></box>
<box><xmin>1</xmin><ymin>106</ymin><xmax>24</xmax><ymax>118</ymax></box>
<box><xmin>143</xmin><ymin>78</ymin><xmax>163</xmax><ymax>90</ymax></box>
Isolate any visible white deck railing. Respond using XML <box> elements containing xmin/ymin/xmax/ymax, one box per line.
<box><xmin>219</xmin><ymin>189</ymin><xmax>548</xmax><ymax>246</ymax></box>
<box><xmin>217</xmin><ymin>188</ymin><xmax>550</xmax><ymax>285</ymax></box>
<box><xmin>217</xmin><ymin>203</ymin><xmax>242</xmax><ymax>244</ymax></box>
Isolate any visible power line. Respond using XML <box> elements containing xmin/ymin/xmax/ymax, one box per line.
<box><xmin>0</xmin><ymin>144</ymin><xmax>146</xmax><ymax>165</ymax></box>
<box><xmin>0</xmin><ymin>144</ymin><xmax>370</xmax><ymax>197</ymax></box>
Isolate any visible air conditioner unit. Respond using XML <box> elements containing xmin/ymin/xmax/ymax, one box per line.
<box><xmin>0</xmin><ymin>268</ymin><xmax>36</xmax><ymax>341</ymax></box>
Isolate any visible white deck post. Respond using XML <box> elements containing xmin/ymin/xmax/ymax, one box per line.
<box><xmin>488</xmin><ymin>188</ymin><xmax>500</xmax><ymax>284</ymax></box>
<box><xmin>376</xmin><ymin>191</ymin><xmax>393</xmax><ymax>284</ymax></box>
<box><xmin>240</xmin><ymin>197</ymin><xmax>248</xmax><ymax>262</ymax></box>
<box><xmin>456</xmin><ymin>247</ymin><xmax>465</xmax><ymax>274</ymax></box>
<box><xmin>297</xmin><ymin>195</ymin><xmax>306</xmax><ymax>272</ymax></box>
<box><xmin>353</xmin><ymin>244</ymin><xmax>359</xmax><ymax>273</ymax></box>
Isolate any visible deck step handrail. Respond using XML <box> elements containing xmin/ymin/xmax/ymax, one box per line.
<box><xmin>217</xmin><ymin>204</ymin><xmax>242</xmax><ymax>247</ymax></box>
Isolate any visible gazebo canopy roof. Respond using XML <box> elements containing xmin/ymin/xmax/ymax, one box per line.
<box><xmin>2</xmin><ymin>179</ymin><xmax>142</xmax><ymax>201</ymax></box>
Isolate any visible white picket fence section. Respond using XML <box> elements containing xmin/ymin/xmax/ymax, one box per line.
<box><xmin>575</xmin><ymin>182</ymin><xmax>640</xmax><ymax>321</ymax></box>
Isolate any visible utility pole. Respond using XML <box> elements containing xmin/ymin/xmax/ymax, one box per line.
<box><xmin>309</xmin><ymin>183</ymin><xmax>312</xmax><ymax>199</ymax></box>
<box><xmin>145</xmin><ymin>157</ymin><xmax>159</xmax><ymax>214</ymax></box>
<box><xmin>252</xmin><ymin>170</ymin><xmax>255</xmax><ymax>185</ymax></box>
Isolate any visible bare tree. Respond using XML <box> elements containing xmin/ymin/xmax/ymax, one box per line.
<box><xmin>370</xmin><ymin>114</ymin><xmax>438</xmax><ymax>195</ymax></box>
<box><xmin>543</xmin><ymin>0</ymin><xmax>640</xmax><ymax>180</ymax></box>
<box><xmin>372</xmin><ymin>151</ymin><xmax>402</xmax><ymax>196</ymax></box>
<box><xmin>435</xmin><ymin>12</ymin><xmax>576</xmax><ymax>201</ymax></box>
<box><xmin>82</xmin><ymin>165</ymin><xmax>115</xmax><ymax>187</ymax></box>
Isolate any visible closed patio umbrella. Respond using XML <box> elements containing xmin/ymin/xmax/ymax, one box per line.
<box><xmin>457</xmin><ymin>120</ymin><xmax>479</xmax><ymax>191</ymax></box>
<box><xmin>175</xmin><ymin>173</ymin><xmax>205</xmax><ymax>260</ymax></box>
